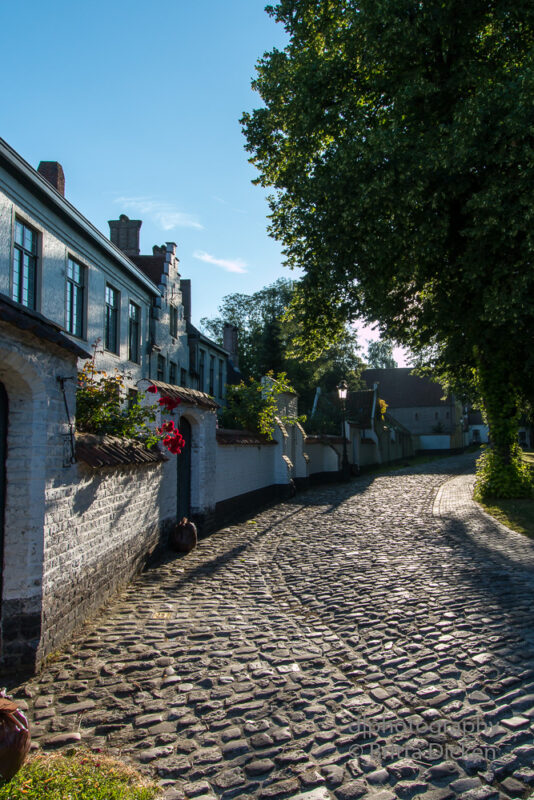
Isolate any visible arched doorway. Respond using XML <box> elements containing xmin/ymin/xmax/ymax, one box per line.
<box><xmin>0</xmin><ymin>382</ymin><xmax>7</xmax><ymax>634</ymax></box>
<box><xmin>177</xmin><ymin>417</ymin><xmax>192</xmax><ymax>520</ymax></box>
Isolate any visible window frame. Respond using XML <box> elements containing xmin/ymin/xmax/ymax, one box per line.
<box><xmin>12</xmin><ymin>217</ymin><xmax>39</xmax><ymax>310</ymax></box>
<box><xmin>104</xmin><ymin>283</ymin><xmax>120</xmax><ymax>355</ymax></box>
<box><xmin>169</xmin><ymin>305</ymin><xmax>178</xmax><ymax>338</ymax></box>
<box><xmin>218</xmin><ymin>359</ymin><xmax>224</xmax><ymax>398</ymax></box>
<box><xmin>128</xmin><ymin>300</ymin><xmax>141</xmax><ymax>363</ymax></box>
<box><xmin>65</xmin><ymin>256</ymin><xmax>85</xmax><ymax>339</ymax></box>
<box><xmin>157</xmin><ymin>354</ymin><xmax>165</xmax><ymax>382</ymax></box>
<box><xmin>169</xmin><ymin>361</ymin><xmax>177</xmax><ymax>385</ymax></box>
<box><xmin>209</xmin><ymin>354</ymin><xmax>215</xmax><ymax>395</ymax></box>
<box><xmin>198</xmin><ymin>350</ymin><xmax>205</xmax><ymax>391</ymax></box>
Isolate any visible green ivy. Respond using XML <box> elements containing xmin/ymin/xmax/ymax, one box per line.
<box><xmin>474</xmin><ymin>445</ymin><xmax>533</xmax><ymax>501</ymax></box>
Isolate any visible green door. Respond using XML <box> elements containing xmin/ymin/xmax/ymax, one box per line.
<box><xmin>177</xmin><ymin>417</ymin><xmax>192</xmax><ymax>520</ymax></box>
<box><xmin>0</xmin><ymin>383</ymin><xmax>7</xmax><ymax>626</ymax></box>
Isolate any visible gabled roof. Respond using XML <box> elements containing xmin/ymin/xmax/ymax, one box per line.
<box><xmin>0</xmin><ymin>138</ymin><xmax>159</xmax><ymax>296</ymax></box>
<box><xmin>346</xmin><ymin>389</ymin><xmax>375</xmax><ymax>427</ymax></box>
<box><xmin>0</xmin><ymin>292</ymin><xmax>91</xmax><ymax>359</ymax></box>
<box><xmin>130</xmin><ymin>254</ymin><xmax>166</xmax><ymax>287</ymax></box>
<box><xmin>76</xmin><ymin>433</ymin><xmax>167</xmax><ymax>468</ymax></box>
<box><xmin>362</xmin><ymin>368</ymin><xmax>451</xmax><ymax>408</ymax></box>
<box><xmin>186</xmin><ymin>320</ymin><xmax>230</xmax><ymax>357</ymax></box>
<box><xmin>142</xmin><ymin>379</ymin><xmax>219</xmax><ymax>410</ymax></box>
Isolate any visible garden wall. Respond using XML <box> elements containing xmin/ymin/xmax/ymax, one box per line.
<box><xmin>39</xmin><ymin>448</ymin><xmax>175</xmax><ymax>662</ymax></box>
<box><xmin>214</xmin><ymin>429</ymin><xmax>288</xmax><ymax>525</ymax></box>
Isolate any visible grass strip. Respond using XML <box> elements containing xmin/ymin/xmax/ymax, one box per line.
<box><xmin>478</xmin><ymin>497</ymin><xmax>534</xmax><ymax>540</ymax></box>
<box><xmin>0</xmin><ymin>749</ymin><xmax>161</xmax><ymax>800</ymax></box>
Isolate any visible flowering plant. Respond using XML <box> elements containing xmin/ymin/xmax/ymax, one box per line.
<box><xmin>75</xmin><ymin>345</ymin><xmax>185</xmax><ymax>455</ymax></box>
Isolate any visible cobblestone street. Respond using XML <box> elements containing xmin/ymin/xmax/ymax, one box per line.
<box><xmin>14</xmin><ymin>453</ymin><xmax>534</xmax><ymax>800</ymax></box>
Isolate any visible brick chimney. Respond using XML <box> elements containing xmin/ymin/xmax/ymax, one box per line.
<box><xmin>223</xmin><ymin>323</ymin><xmax>239</xmax><ymax>367</ymax></box>
<box><xmin>180</xmin><ymin>279</ymin><xmax>191</xmax><ymax>322</ymax></box>
<box><xmin>37</xmin><ymin>161</ymin><xmax>65</xmax><ymax>196</ymax></box>
<box><xmin>108</xmin><ymin>214</ymin><xmax>142</xmax><ymax>257</ymax></box>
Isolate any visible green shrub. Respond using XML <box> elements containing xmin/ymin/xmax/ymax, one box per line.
<box><xmin>474</xmin><ymin>445</ymin><xmax>533</xmax><ymax>500</ymax></box>
<box><xmin>219</xmin><ymin>372</ymin><xmax>305</xmax><ymax>438</ymax></box>
<box><xmin>76</xmin><ymin>352</ymin><xmax>159</xmax><ymax>448</ymax></box>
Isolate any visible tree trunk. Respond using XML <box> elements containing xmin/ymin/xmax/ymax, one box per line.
<box><xmin>476</xmin><ymin>359</ymin><xmax>519</xmax><ymax>464</ymax></box>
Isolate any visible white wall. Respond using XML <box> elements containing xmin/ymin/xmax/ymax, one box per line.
<box><xmin>215</xmin><ymin>443</ymin><xmax>276</xmax><ymax>503</ymax></box>
<box><xmin>418</xmin><ymin>434</ymin><xmax>452</xmax><ymax>450</ymax></box>
<box><xmin>306</xmin><ymin>442</ymin><xmax>340</xmax><ymax>474</ymax></box>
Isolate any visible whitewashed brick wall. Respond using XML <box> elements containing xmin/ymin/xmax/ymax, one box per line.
<box><xmin>0</xmin><ymin>322</ymin><xmax>76</xmax><ymax>665</ymax></box>
<box><xmin>215</xmin><ymin>443</ymin><xmax>276</xmax><ymax>503</ymax></box>
<box><xmin>306</xmin><ymin>442</ymin><xmax>340</xmax><ymax>475</ymax></box>
<box><xmin>40</xmin><ymin>456</ymin><xmax>176</xmax><ymax>659</ymax></box>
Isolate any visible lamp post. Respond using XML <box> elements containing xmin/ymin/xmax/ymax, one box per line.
<box><xmin>337</xmin><ymin>380</ymin><xmax>351</xmax><ymax>481</ymax></box>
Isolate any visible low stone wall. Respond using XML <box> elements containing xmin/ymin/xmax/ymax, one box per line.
<box><xmin>40</xmin><ymin>455</ymin><xmax>176</xmax><ymax>663</ymax></box>
<box><xmin>215</xmin><ymin>435</ymin><xmax>277</xmax><ymax>504</ymax></box>
<box><xmin>305</xmin><ymin>437</ymin><xmax>341</xmax><ymax>480</ymax></box>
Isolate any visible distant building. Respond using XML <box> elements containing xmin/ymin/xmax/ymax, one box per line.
<box><xmin>362</xmin><ymin>368</ymin><xmax>464</xmax><ymax>451</ymax></box>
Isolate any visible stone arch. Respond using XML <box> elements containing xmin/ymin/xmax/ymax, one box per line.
<box><xmin>0</xmin><ymin>345</ymin><xmax>48</xmax><ymax>667</ymax></box>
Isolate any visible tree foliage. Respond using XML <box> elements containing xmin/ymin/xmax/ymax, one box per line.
<box><xmin>366</xmin><ymin>339</ymin><xmax>398</xmax><ymax>369</ymax></box>
<box><xmin>242</xmin><ymin>0</ymin><xmax>534</xmax><ymax>495</ymax></box>
<box><xmin>201</xmin><ymin>278</ymin><xmax>363</xmax><ymax>414</ymax></box>
<box><xmin>219</xmin><ymin>372</ymin><xmax>305</xmax><ymax>438</ymax></box>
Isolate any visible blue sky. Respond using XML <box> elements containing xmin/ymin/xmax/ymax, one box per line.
<box><xmin>1</xmin><ymin>1</ymin><xmax>291</xmax><ymax>319</ymax></box>
<box><xmin>1</xmin><ymin>0</ymin><xmax>405</xmax><ymax>363</ymax></box>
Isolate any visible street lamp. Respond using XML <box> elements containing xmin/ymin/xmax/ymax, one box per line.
<box><xmin>337</xmin><ymin>380</ymin><xmax>351</xmax><ymax>481</ymax></box>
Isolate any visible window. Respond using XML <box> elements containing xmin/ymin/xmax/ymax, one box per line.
<box><xmin>128</xmin><ymin>301</ymin><xmax>140</xmax><ymax>363</ymax></box>
<box><xmin>218</xmin><ymin>359</ymin><xmax>224</xmax><ymax>398</ymax></box>
<box><xmin>169</xmin><ymin>361</ymin><xmax>177</xmax><ymax>385</ymax></box>
<box><xmin>169</xmin><ymin>305</ymin><xmax>178</xmax><ymax>338</ymax></box>
<box><xmin>66</xmin><ymin>257</ymin><xmax>85</xmax><ymax>338</ymax></box>
<box><xmin>157</xmin><ymin>354</ymin><xmax>165</xmax><ymax>382</ymax></box>
<box><xmin>180</xmin><ymin>368</ymin><xmax>187</xmax><ymax>387</ymax></box>
<box><xmin>414</xmin><ymin>412</ymin><xmax>419</xmax><ymax>421</ymax></box>
<box><xmin>104</xmin><ymin>284</ymin><xmax>120</xmax><ymax>353</ymax></box>
<box><xmin>209</xmin><ymin>355</ymin><xmax>215</xmax><ymax>395</ymax></box>
<box><xmin>13</xmin><ymin>219</ymin><xmax>38</xmax><ymax>309</ymax></box>
<box><xmin>199</xmin><ymin>350</ymin><xmax>205</xmax><ymax>391</ymax></box>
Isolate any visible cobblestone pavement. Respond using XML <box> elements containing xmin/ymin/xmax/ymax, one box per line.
<box><xmin>14</xmin><ymin>452</ymin><xmax>534</xmax><ymax>800</ymax></box>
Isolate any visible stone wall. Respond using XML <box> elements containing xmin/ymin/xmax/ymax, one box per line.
<box><xmin>40</xmin><ymin>457</ymin><xmax>175</xmax><ymax>661</ymax></box>
<box><xmin>215</xmin><ymin>441</ymin><xmax>277</xmax><ymax>504</ymax></box>
<box><xmin>0</xmin><ymin>320</ymin><xmax>179</xmax><ymax>670</ymax></box>
<box><xmin>0</xmin><ymin>321</ymin><xmax>76</xmax><ymax>667</ymax></box>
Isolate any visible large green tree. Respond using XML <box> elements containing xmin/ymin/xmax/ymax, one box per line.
<box><xmin>242</xmin><ymin>0</ymin><xmax>534</xmax><ymax>496</ymax></box>
<box><xmin>200</xmin><ymin>278</ymin><xmax>363</xmax><ymax>413</ymax></box>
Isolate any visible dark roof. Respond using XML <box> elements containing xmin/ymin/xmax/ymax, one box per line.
<box><xmin>305</xmin><ymin>434</ymin><xmax>346</xmax><ymax>445</ymax></box>
<box><xmin>129</xmin><ymin>254</ymin><xmax>165</xmax><ymax>287</ymax></box>
<box><xmin>76</xmin><ymin>433</ymin><xmax>167</xmax><ymax>468</ymax></box>
<box><xmin>468</xmin><ymin>409</ymin><xmax>484</xmax><ymax>426</ymax></box>
<box><xmin>186</xmin><ymin>320</ymin><xmax>230</xmax><ymax>357</ymax></box>
<box><xmin>362</xmin><ymin>368</ymin><xmax>451</xmax><ymax>408</ymax></box>
<box><xmin>146</xmin><ymin>380</ymin><xmax>220</xmax><ymax>410</ymax></box>
<box><xmin>0</xmin><ymin>293</ymin><xmax>91</xmax><ymax>359</ymax></box>
<box><xmin>0</xmin><ymin>138</ymin><xmax>158</xmax><ymax>296</ymax></box>
<box><xmin>216</xmin><ymin>428</ymin><xmax>276</xmax><ymax>446</ymax></box>
<box><xmin>346</xmin><ymin>389</ymin><xmax>375</xmax><ymax>427</ymax></box>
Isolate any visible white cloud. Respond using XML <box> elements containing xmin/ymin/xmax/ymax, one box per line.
<box><xmin>193</xmin><ymin>249</ymin><xmax>247</xmax><ymax>274</ymax></box>
<box><xmin>114</xmin><ymin>196</ymin><xmax>203</xmax><ymax>230</ymax></box>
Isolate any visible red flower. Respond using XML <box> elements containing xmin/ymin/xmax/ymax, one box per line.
<box><xmin>158</xmin><ymin>396</ymin><xmax>181</xmax><ymax>411</ymax></box>
<box><xmin>147</xmin><ymin>385</ymin><xmax>158</xmax><ymax>394</ymax></box>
